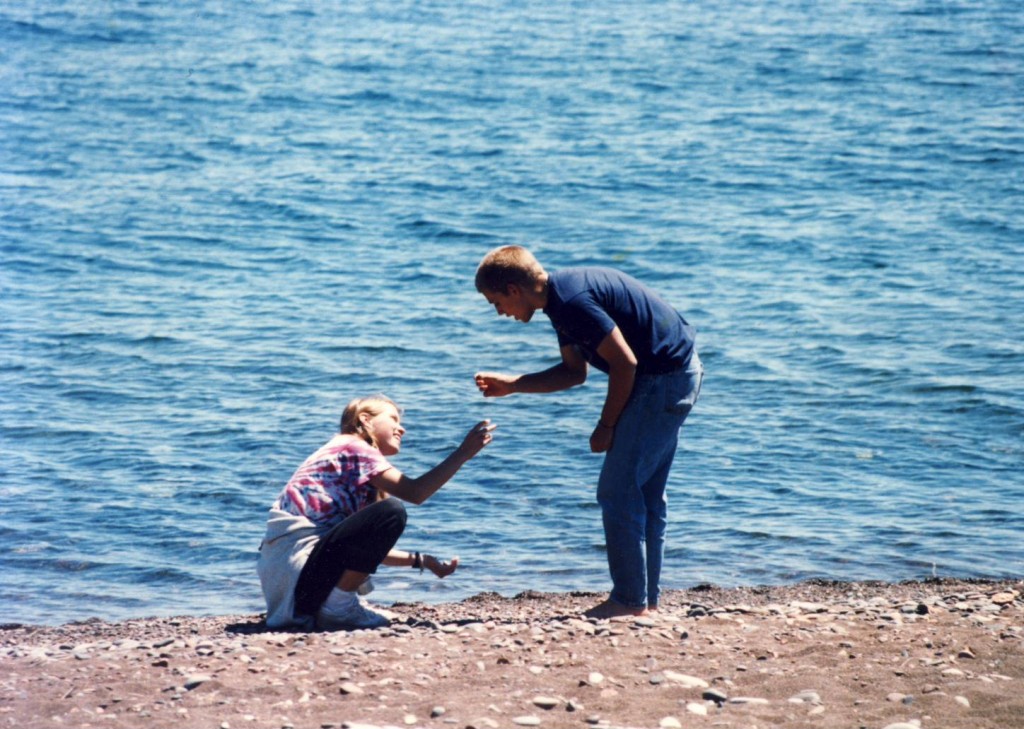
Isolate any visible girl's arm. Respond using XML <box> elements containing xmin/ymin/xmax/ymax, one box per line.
<box><xmin>369</xmin><ymin>420</ymin><xmax>496</xmax><ymax>505</ymax></box>
<box><xmin>383</xmin><ymin>549</ymin><xmax>459</xmax><ymax>578</ymax></box>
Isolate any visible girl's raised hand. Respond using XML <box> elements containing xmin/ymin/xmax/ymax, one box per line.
<box><xmin>457</xmin><ymin>420</ymin><xmax>497</xmax><ymax>459</ymax></box>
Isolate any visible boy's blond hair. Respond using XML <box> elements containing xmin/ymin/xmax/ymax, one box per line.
<box><xmin>340</xmin><ymin>394</ymin><xmax>401</xmax><ymax>449</ymax></box>
<box><xmin>475</xmin><ymin>245</ymin><xmax>547</xmax><ymax>294</ymax></box>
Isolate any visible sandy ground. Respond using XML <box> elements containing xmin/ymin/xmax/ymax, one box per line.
<box><xmin>1</xmin><ymin>578</ymin><xmax>1021</xmax><ymax>729</ymax></box>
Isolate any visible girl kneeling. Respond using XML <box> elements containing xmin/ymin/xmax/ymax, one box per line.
<box><xmin>258</xmin><ymin>395</ymin><xmax>495</xmax><ymax>630</ymax></box>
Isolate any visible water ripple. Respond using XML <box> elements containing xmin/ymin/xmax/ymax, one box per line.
<box><xmin>1</xmin><ymin>0</ymin><xmax>1021</xmax><ymax>625</ymax></box>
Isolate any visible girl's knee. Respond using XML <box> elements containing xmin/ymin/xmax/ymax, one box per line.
<box><xmin>378</xmin><ymin>497</ymin><xmax>408</xmax><ymax>531</ymax></box>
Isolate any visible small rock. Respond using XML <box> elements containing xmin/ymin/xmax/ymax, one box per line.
<box><xmin>881</xmin><ymin>723</ymin><xmax>921</xmax><ymax>729</ymax></box>
<box><xmin>588</xmin><ymin>671</ymin><xmax>604</xmax><ymax>685</ymax></box>
<box><xmin>954</xmin><ymin>695</ymin><xmax>970</xmax><ymax>708</ymax></box>
<box><xmin>663</xmin><ymin>671</ymin><xmax>709</xmax><ymax>688</ymax></box>
<box><xmin>702</xmin><ymin>689</ymin><xmax>728</xmax><ymax>704</ymax></box>
<box><xmin>183</xmin><ymin>674</ymin><xmax>212</xmax><ymax>691</ymax></box>
<box><xmin>991</xmin><ymin>591</ymin><xmax>1018</xmax><ymax>605</ymax></box>
<box><xmin>512</xmin><ymin>717</ymin><xmax>541</xmax><ymax>726</ymax></box>
<box><xmin>431</xmin><ymin>706</ymin><xmax>446</xmax><ymax>717</ymax></box>
<box><xmin>659</xmin><ymin>717</ymin><xmax>682</xmax><ymax>729</ymax></box>
<box><xmin>729</xmin><ymin>696</ymin><xmax>770</xmax><ymax>705</ymax></box>
<box><xmin>685</xmin><ymin>702</ymin><xmax>707</xmax><ymax>716</ymax></box>
<box><xmin>467</xmin><ymin>721</ymin><xmax>499</xmax><ymax>729</ymax></box>
<box><xmin>339</xmin><ymin>682</ymin><xmax>363</xmax><ymax>695</ymax></box>
<box><xmin>958</xmin><ymin>648</ymin><xmax>976</xmax><ymax>659</ymax></box>
<box><xmin>532</xmin><ymin>696</ymin><xmax>559</xmax><ymax>710</ymax></box>
<box><xmin>788</xmin><ymin>690</ymin><xmax>821</xmax><ymax>705</ymax></box>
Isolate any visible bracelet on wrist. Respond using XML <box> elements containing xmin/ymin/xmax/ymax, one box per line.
<box><xmin>411</xmin><ymin>551</ymin><xmax>422</xmax><ymax>570</ymax></box>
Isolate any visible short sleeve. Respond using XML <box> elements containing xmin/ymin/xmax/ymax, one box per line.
<box><xmin>558</xmin><ymin>292</ymin><xmax>616</xmax><ymax>352</ymax></box>
<box><xmin>345</xmin><ymin>438</ymin><xmax>393</xmax><ymax>485</ymax></box>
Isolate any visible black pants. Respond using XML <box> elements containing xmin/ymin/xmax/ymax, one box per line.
<box><xmin>293</xmin><ymin>498</ymin><xmax>407</xmax><ymax>616</ymax></box>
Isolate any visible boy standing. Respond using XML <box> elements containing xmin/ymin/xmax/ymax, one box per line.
<box><xmin>474</xmin><ymin>246</ymin><xmax>703</xmax><ymax>618</ymax></box>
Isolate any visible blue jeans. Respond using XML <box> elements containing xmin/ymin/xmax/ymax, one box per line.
<box><xmin>597</xmin><ymin>351</ymin><xmax>703</xmax><ymax>609</ymax></box>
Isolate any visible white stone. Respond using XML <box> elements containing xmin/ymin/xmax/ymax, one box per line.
<box><xmin>662</xmin><ymin>671</ymin><xmax>709</xmax><ymax>688</ymax></box>
<box><xmin>685</xmin><ymin>702</ymin><xmax>708</xmax><ymax>716</ymax></box>
<box><xmin>659</xmin><ymin>717</ymin><xmax>682</xmax><ymax>728</ymax></box>
<box><xmin>789</xmin><ymin>689</ymin><xmax>822</xmax><ymax>705</ymax></box>
<box><xmin>183</xmin><ymin>674</ymin><xmax>212</xmax><ymax>691</ymax></box>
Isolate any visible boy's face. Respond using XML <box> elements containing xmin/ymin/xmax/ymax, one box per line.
<box><xmin>482</xmin><ymin>285</ymin><xmax>535</xmax><ymax>322</ymax></box>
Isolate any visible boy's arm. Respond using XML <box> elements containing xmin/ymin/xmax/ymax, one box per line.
<box><xmin>590</xmin><ymin>326</ymin><xmax>637</xmax><ymax>453</ymax></box>
<box><xmin>474</xmin><ymin>344</ymin><xmax>588</xmax><ymax>397</ymax></box>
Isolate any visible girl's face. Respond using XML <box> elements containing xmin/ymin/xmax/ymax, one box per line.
<box><xmin>361</xmin><ymin>404</ymin><xmax>405</xmax><ymax>456</ymax></box>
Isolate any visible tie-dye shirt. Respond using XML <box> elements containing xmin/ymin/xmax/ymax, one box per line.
<box><xmin>273</xmin><ymin>435</ymin><xmax>392</xmax><ymax>528</ymax></box>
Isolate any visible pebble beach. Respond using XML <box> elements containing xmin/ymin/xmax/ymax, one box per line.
<box><xmin>2</xmin><ymin>579</ymin><xmax>1021</xmax><ymax>729</ymax></box>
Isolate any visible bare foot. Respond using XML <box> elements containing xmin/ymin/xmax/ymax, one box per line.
<box><xmin>583</xmin><ymin>598</ymin><xmax>648</xmax><ymax>619</ymax></box>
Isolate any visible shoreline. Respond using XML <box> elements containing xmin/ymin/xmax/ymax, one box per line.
<box><xmin>2</xmin><ymin>578</ymin><xmax>1021</xmax><ymax>729</ymax></box>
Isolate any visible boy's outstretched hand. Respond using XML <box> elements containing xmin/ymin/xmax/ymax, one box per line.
<box><xmin>474</xmin><ymin>372</ymin><xmax>516</xmax><ymax>398</ymax></box>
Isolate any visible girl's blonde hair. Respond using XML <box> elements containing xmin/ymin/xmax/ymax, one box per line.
<box><xmin>340</xmin><ymin>394</ymin><xmax>401</xmax><ymax>449</ymax></box>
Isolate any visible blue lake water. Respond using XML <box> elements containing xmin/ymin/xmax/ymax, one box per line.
<box><xmin>1</xmin><ymin>0</ymin><xmax>1022</xmax><ymax>626</ymax></box>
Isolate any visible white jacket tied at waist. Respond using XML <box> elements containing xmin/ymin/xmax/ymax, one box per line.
<box><xmin>256</xmin><ymin>507</ymin><xmax>322</xmax><ymax>630</ymax></box>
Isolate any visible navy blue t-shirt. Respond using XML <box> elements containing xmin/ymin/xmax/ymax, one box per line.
<box><xmin>544</xmin><ymin>267</ymin><xmax>696</xmax><ymax>375</ymax></box>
